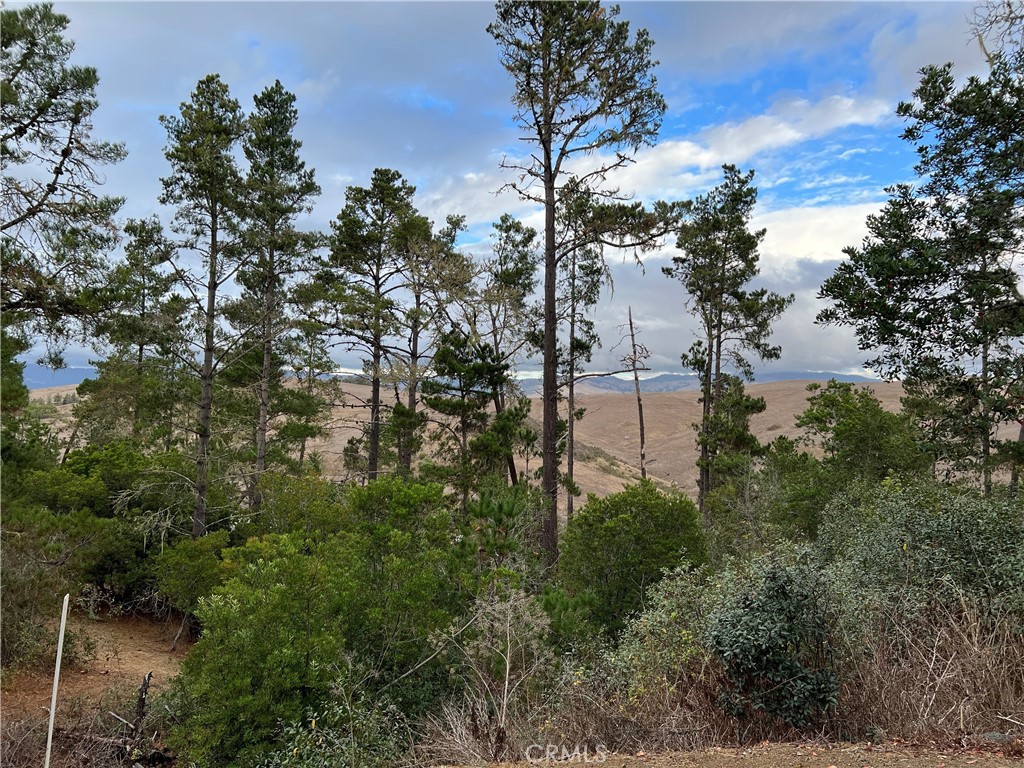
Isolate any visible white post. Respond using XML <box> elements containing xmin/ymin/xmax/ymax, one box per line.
<box><xmin>44</xmin><ymin>593</ymin><xmax>71</xmax><ymax>768</ymax></box>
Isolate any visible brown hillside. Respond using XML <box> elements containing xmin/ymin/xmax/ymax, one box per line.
<box><xmin>537</xmin><ymin>380</ymin><xmax>905</xmax><ymax>500</ymax></box>
<box><xmin>307</xmin><ymin>379</ymin><xmax>906</xmax><ymax>501</ymax></box>
<box><xmin>30</xmin><ymin>378</ymin><xmax>910</xmax><ymax>503</ymax></box>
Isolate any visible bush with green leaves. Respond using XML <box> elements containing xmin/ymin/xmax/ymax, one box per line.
<box><xmin>170</xmin><ymin>477</ymin><xmax>471</xmax><ymax>766</ymax></box>
<box><xmin>539</xmin><ymin>564</ymin><xmax>730</xmax><ymax>751</ymax></box>
<box><xmin>555</xmin><ymin>481</ymin><xmax>706</xmax><ymax>638</ymax></box>
<box><xmin>797</xmin><ymin>380</ymin><xmax>928</xmax><ymax>484</ymax></box>
<box><xmin>240</xmin><ymin>473</ymin><xmax>347</xmax><ymax>538</ymax></box>
<box><xmin>339</xmin><ymin>475</ymin><xmax>472</xmax><ymax>710</ymax></box>
<box><xmin>256</xmin><ymin>689</ymin><xmax>411</xmax><ymax>768</ymax></box>
<box><xmin>819</xmin><ymin>480</ymin><xmax>1024</xmax><ymax>622</ymax></box>
<box><xmin>154</xmin><ymin>530</ymin><xmax>229</xmax><ymax>646</ymax></box>
<box><xmin>170</xmin><ymin>533</ymin><xmax>360</xmax><ymax>766</ymax></box>
<box><xmin>707</xmin><ymin>549</ymin><xmax>838</xmax><ymax>729</ymax></box>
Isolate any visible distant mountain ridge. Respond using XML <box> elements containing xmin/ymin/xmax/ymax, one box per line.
<box><xmin>22</xmin><ymin>363</ymin><xmax>97</xmax><ymax>390</ymax></box>
<box><xmin>515</xmin><ymin>370</ymin><xmax>877</xmax><ymax>396</ymax></box>
<box><xmin>23</xmin><ymin>362</ymin><xmax>875</xmax><ymax>394</ymax></box>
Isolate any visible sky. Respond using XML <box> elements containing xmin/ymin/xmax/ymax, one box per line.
<box><xmin>43</xmin><ymin>0</ymin><xmax>991</xmax><ymax>379</ymax></box>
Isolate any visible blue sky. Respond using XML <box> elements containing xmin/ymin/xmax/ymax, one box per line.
<box><xmin>45</xmin><ymin>0</ymin><xmax>990</xmax><ymax>379</ymax></box>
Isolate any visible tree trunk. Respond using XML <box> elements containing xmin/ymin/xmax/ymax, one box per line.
<box><xmin>132</xmin><ymin>338</ymin><xmax>144</xmax><ymax>442</ymax></box>
<box><xmin>400</xmin><ymin>293</ymin><xmax>422</xmax><ymax>474</ymax></box>
<box><xmin>368</xmin><ymin>344</ymin><xmax>381</xmax><ymax>482</ymax></box>
<box><xmin>566</xmin><ymin>361</ymin><xmax>576</xmax><ymax>522</ymax></box>
<box><xmin>490</xmin><ymin>386</ymin><xmax>519</xmax><ymax>486</ymax></box>
<box><xmin>193</xmin><ymin>217</ymin><xmax>218</xmax><ymax>539</ymax></box>
<box><xmin>698</xmin><ymin>335</ymin><xmax>713</xmax><ymax>529</ymax></box>
<box><xmin>298</xmin><ymin>364</ymin><xmax>314</xmax><ymax>470</ymax></box>
<box><xmin>980</xmin><ymin>252</ymin><xmax>993</xmax><ymax>497</ymax></box>
<box><xmin>1010</xmin><ymin>421</ymin><xmax>1023</xmax><ymax>499</ymax></box>
<box><xmin>252</xmin><ymin>319</ymin><xmax>272</xmax><ymax>514</ymax></box>
<box><xmin>540</xmin><ymin>163</ymin><xmax>559</xmax><ymax>566</ymax></box>
<box><xmin>628</xmin><ymin>307</ymin><xmax>647</xmax><ymax>480</ymax></box>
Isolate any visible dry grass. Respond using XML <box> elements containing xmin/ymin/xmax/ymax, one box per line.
<box><xmin>0</xmin><ymin>681</ymin><xmax>172</xmax><ymax>768</ymax></box>
<box><xmin>837</xmin><ymin>601</ymin><xmax>1024</xmax><ymax>741</ymax></box>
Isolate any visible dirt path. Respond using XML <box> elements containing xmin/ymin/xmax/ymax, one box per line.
<box><xmin>477</xmin><ymin>741</ymin><xmax>1022</xmax><ymax>768</ymax></box>
<box><xmin>1</xmin><ymin>612</ymin><xmax>189</xmax><ymax>724</ymax></box>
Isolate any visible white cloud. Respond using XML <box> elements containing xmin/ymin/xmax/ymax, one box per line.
<box><xmin>755</xmin><ymin>202</ymin><xmax>884</xmax><ymax>275</ymax></box>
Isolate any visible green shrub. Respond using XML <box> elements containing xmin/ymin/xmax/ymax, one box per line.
<box><xmin>171</xmin><ymin>477</ymin><xmax>471</xmax><ymax>766</ymax></box>
<box><xmin>797</xmin><ymin>380</ymin><xmax>928</xmax><ymax>482</ymax></box>
<box><xmin>556</xmin><ymin>481</ymin><xmax>706</xmax><ymax>637</ymax></box>
<box><xmin>63</xmin><ymin>439</ymin><xmax>147</xmax><ymax>498</ymax></box>
<box><xmin>239</xmin><ymin>473</ymin><xmax>346</xmax><ymax>539</ymax></box>
<box><xmin>22</xmin><ymin>466</ymin><xmax>109</xmax><ymax>514</ymax></box>
<box><xmin>171</xmin><ymin>533</ymin><xmax>359</xmax><ymax>767</ymax></box>
<box><xmin>819</xmin><ymin>481</ymin><xmax>1024</xmax><ymax>620</ymax></box>
<box><xmin>257</xmin><ymin>690</ymin><xmax>410</xmax><ymax>768</ymax></box>
<box><xmin>707</xmin><ymin>549</ymin><xmax>838</xmax><ymax>729</ymax></box>
<box><xmin>155</xmin><ymin>530</ymin><xmax>229</xmax><ymax>647</ymax></box>
<box><xmin>0</xmin><ymin>503</ymin><xmax>115</xmax><ymax>667</ymax></box>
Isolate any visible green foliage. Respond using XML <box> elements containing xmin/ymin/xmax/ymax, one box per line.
<box><xmin>710</xmin><ymin>383</ymin><xmax>931</xmax><ymax>554</ymax></box>
<box><xmin>240</xmin><ymin>473</ymin><xmax>345</xmax><ymax>538</ymax></box>
<box><xmin>256</xmin><ymin>690</ymin><xmax>410</xmax><ymax>768</ymax></box>
<box><xmin>20</xmin><ymin>440</ymin><xmax>150</xmax><ymax>519</ymax></box>
<box><xmin>172</xmin><ymin>533</ymin><xmax>358</xmax><ymax>767</ymax></box>
<box><xmin>755</xmin><ymin>436</ymin><xmax>830</xmax><ymax>541</ymax></box>
<box><xmin>798</xmin><ymin>381</ymin><xmax>928</xmax><ymax>483</ymax></box>
<box><xmin>22</xmin><ymin>466</ymin><xmax>108</xmax><ymax>514</ymax></box>
<box><xmin>707</xmin><ymin>550</ymin><xmax>838</xmax><ymax>729</ymax></box>
<box><xmin>420</xmin><ymin>326</ymin><xmax>529</xmax><ymax>508</ymax></box>
<box><xmin>663</xmin><ymin>165</ymin><xmax>793</xmax><ymax>518</ymax></box>
<box><xmin>1</xmin><ymin>2</ymin><xmax>126</xmax><ymax>351</ymax></box>
<box><xmin>556</xmin><ymin>481</ymin><xmax>706</xmax><ymax>638</ymax></box>
<box><xmin>1</xmin><ymin>503</ymin><xmax>78</xmax><ymax>667</ymax></box>
<box><xmin>489</xmin><ymin>0</ymin><xmax>671</xmax><ymax>562</ymax></box>
<box><xmin>0</xmin><ymin>502</ymin><xmax>145</xmax><ymax>664</ymax></box>
<box><xmin>819</xmin><ymin>481</ymin><xmax>1024</xmax><ymax>620</ymax></box>
<box><xmin>172</xmin><ymin>477</ymin><xmax>469</xmax><ymax>765</ymax></box>
<box><xmin>1</xmin><ymin>333</ymin><xmax>59</xmax><ymax>496</ymax></box>
<box><xmin>160</xmin><ymin>72</ymin><xmax>248</xmax><ymax>536</ymax></box>
<box><xmin>818</xmin><ymin>55</ymin><xmax>1024</xmax><ymax>492</ymax></box>
<box><xmin>0</xmin><ymin>329</ymin><xmax>29</xmax><ymax>415</ymax></box>
<box><xmin>314</xmin><ymin>168</ymin><xmax>425</xmax><ymax>479</ymax></box>
<box><xmin>340</xmin><ymin>476</ymin><xmax>471</xmax><ymax>707</ymax></box>
<box><xmin>464</xmin><ymin>484</ymin><xmax>540</xmax><ymax>580</ymax></box>
<box><xmin>154</xmin><ymin>530</ymin><xmax>229</xmax><ymax>615</ymax></box>
<box><xmin>607</xmin><ymin>564</ymin><xmax>709</xmax><ymax>702</ymax></box>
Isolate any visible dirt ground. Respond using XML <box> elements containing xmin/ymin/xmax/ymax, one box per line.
<box><xmin>470</xmin><ymin>741</ymin><xmax>1023</xmax><ymax>768</ymax></box>
<box><xmin>1</xmin><ymin>613</ymin><xmax>189</xmax><ymax>725</ymax></box>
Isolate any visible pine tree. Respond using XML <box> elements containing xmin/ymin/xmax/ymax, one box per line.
<box><xmin>159</xmin><ymin>74</ymin><xmax>247</xmax><ymax>537</ymax></box>
<box><xmin>818</xmin><ymin>56</ymin><xmax>1023</xmax><ymax>495</ymax></box>
<box><xmin>236</xmin><ymin>80</ymin><xmax>320</xmax><ymax>512</ymax></box>
<box><xmin>1</xmin><ymin>3</ymin><xmax>126</xmax><ymax>354</ymax></box>
<box><xmin>663</xmin><ymin>165</ymin><xmax>793</xmax><ymax>525</ymax></box>
<box><xmin>489</xmin><ymin>1</ymin><xmax>668</xmax><ymax>563</ymax></box>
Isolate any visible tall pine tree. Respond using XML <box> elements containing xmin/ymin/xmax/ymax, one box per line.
<box><xmin>663</xmin><ymin>165</ymin><xmax>793</xmax><ymax>525</ymax></box>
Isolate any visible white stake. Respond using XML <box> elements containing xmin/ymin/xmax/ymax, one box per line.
<box><xmin>44</xmin><ymin>593</ymin><xmax>70</xmax><ymax>768</ymax></box>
